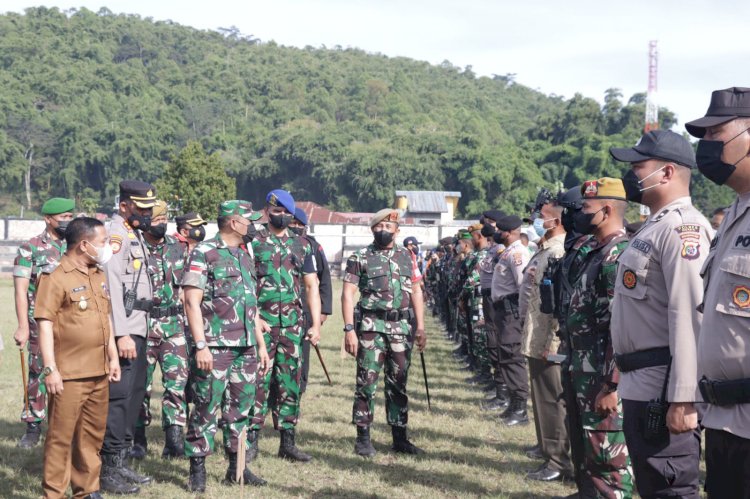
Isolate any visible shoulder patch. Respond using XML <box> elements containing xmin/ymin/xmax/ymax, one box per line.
<box><xmin>110</xmin><ymin>234</ymin><xmax>123</xmax><ymax>254</ymax></box>
<box><xmin>675</xmin><ymin>224</ymin><xmax>702</xmax><ymax>260</ymax></box>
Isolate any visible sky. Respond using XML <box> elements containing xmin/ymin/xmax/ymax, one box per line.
<box><xmin>4</xmin><ymin>0</ymin><xmax>748</xmax><ymax>131</ymax></box>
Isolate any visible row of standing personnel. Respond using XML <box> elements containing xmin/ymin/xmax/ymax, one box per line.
<box><xmin>426</xmin><ymin>86</ymin><xmax>750</xmax><ymax>499</ymax></box>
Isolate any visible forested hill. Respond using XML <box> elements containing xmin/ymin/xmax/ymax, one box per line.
<box><xmin>0</xmin><ymin>7</ymin><xmax>733</xmax><ymax>217</ymax></box>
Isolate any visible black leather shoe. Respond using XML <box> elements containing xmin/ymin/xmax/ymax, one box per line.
<box><xmin>84</xmin><ymin>492</ymin><xmax>104</xmax><ymax>499</ymax></box>
<box><xmin>526</xmin><ymin>464</ymin><xmax>568</xmax><ymax>482</ymax></box>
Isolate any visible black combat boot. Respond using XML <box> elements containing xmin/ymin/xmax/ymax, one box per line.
<box><xmin>187</xmin><ymin>456</ymin><xmax>206</xmax><ymax>492</ymax></box>
<box><xmin>223</xmin><ymin>452</ymin><xmax>267</xmax><ymax>486</ymax></box>
<box><xmin>83</xmin><ymin>492</ymin><xmax>104</xmax><ymax>499</ymax></box>
<box><xmin>502</xmin><ymin>397</ymin><xmax>529</xmax><ymax>426</ymax></box>
<box><xmin>117</xmin><ymin>448</ymin><xmax>152</xmax><ymax>485</ymax></box>
<box><xmin>245</xmin><ymin>429</ymin><xmax>260</xmax><ymax>463</ymax></box>
<box><xmin>17</xmin><ymin>421</ymin><xmax>42</xmax><ymax>449</ymax></box>
<box><xmin>278</xmin><ymin>429</ymin><xmax>312</xmax><ymax>462</ymax></box>
<box><xmin>100</xmin><ymin>453</ymin><xmax>140</xmax><ymax>495</ymax></box>
<box><xmin>162</xmin><ymin>425</ymin><xmax>184</xmax><ymax>459</ymax></box>
<box><xmin>391</xmin><ymin>426</ymin><xmax>425</xmax><ymax>455</ymax></box>
<box><xmin>354</xmin><ymin>426</ymin><xmax>376</xmax><ymax>457</ymax></box>
<box><xmin>129</xmin><ymin>426</ymin><xmax>147</xmax><ymax>460</ymax></box>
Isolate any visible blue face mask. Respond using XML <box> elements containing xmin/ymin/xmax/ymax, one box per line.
<box><xmin>533</xmin><ymin>217</ymin><xmax>555</xmax><ymax>237</ymax></box>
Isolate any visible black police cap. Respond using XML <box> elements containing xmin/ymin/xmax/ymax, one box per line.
<box><xmin>609</xmin><ymin>130</ymin><xmax>696</xmax><ymax>168</ymax></box>
<box><xmin>496</xmin><ymin>215</ymin><xmax>522</xmax><ymax>231</ymax></box>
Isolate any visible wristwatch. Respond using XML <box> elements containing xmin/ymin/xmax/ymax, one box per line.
<box><xmin>42</xmin><ymin>365</ymin><xmax>56</xmax><ymax>377</ymax></box>
<box><xmin>343</xmin><ymin>324</ymin><xmax>355</xmax><ymax>333</ymax></box>
<box><xmin>195</xmin><ymin>340</ymin><xmax>207</xmax><ymax>350</ymax></box>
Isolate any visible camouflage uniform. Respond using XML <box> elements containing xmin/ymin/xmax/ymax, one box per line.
<box><xmin>345</xmin><ymin>243</ymin><xmax>418</xmax><ymax>427</ymax></box>
<box><xmin>250</xmin><ymin>229</ymin><xmax>316</xmax><ymax>431</ymax></box>
<box><xmin>463</xmin><ymin>247</ymin><xmax>491</xmax><ymax>374</ymax></box>
<box><xmin>564</xmin><ymin>230</ymin><xmax>634</xmax><ymax>499</ymax></box>
<box><xmin>13</xmin><ymin>230</ymin><xmax>66</xmax><ymax>424</ymax></box>
<box><xmin>182</xmin><ymin>233</ymin><xmax>259</xmax><ymax>456</ymax></box>
<box><xmin>138</xmin><ymin>234</ymin><xmax>189</xmax><ymax>430</ymax></box>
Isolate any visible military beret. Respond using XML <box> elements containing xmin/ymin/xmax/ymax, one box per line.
<box><xmin>457</xmin><ymin>230</ymin><xmax>472</xmax><ymax>240</ymax></box>
<box><xmin>496</xmin><ymin>215</ymin><xmax>522</xmax><ymax>231</ymax></box>
<box><xmin>294</xmin><ymin>207</ymin><xmax>308</xmax><ymax>226</ymax></box>
<box><xmin>439</xmin><ymin>236</ymin><xmax>454</xmax><ymax>246</ymax></box>
<box><xmin>41</xmin><ymin>197</ymin><xmax>75</xmax><ymax>215</ymax></box>
<box><xmin>482</xmin><ymin>209</ymin><xmax>505</xmax><ymax>223</ymax></box>
<box><xmin>686</xmin><ymin>87</ymin><xmax>750</xmax><ymax>138</ymax></box>
<box><xmin>152</xmin><ymin>200</ymin><xmax>168</xmax><ymax>218</ymax></box>
<box><xmin>218</xmin><ymin>200</ymin><xmax>262</xmax><ymax>220</ymax></box>
<box><xmin>175</xmin><ymin>212</ymin><xmax>207</xmax><ymax>227</ymax></box>
<box><xmin>370</xmin><ymin>208</ymin><xmax>400</xmax><ymax>228</ymax></box>
<box><xmin>468</xmin><ymin>223</ymin><xmax>484</xmax><ymax>233</ymax></box>
<box><xmin>581</xmin><ymin>178</ymin><xmax>627</xmax><ymax>201</ymax></box>
<box><xmin>120</xmin><ymin>180</ymin><xmax>156</xmax><ymax>208</ymax></box>
<box><xmin>266</xmin><ymin>189</ymin><xmax>296</xmax><ymax>214</ymax></box>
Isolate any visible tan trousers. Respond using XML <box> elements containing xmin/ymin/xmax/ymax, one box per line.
<box><xmin>43</xmin><ymin>375</ymin><xmax>109</xmax><ymax>499</ymax></box>
<box><xmin>528</xmin><ymin>357</ymin><xmax>572</xmax><ymax>473</ymax></box>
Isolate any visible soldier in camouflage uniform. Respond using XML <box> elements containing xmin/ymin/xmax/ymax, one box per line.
<box><xmin>463</xmin><ymin>223</ymin><xmax>492</xmax><ymax>383</ymax></box>
<box><xmin>342</xmin><ymin>208</ymin><xmax>427</xmax><ymax>457</ymax></box>
<box><xmin>12</xmin><ymin>197</ymin><xmax>73</xmax><ymax>448</ymax></box>
<box><xmin>249</xmin><ymin>189</ymin><xmax>321</xmax><ymax>463</ymax></box>
<box><xmin>182</xmin><ymin>200</ymin><xmax>270</xmax><ymax>492</ymax></box>
<box><xmin>556</xmin><ymin>179</ymin><xmax>634</xmax><ymax>499</ymax></box>
<box><xmin>133</xmin><ymin>200</ymin><xmax>189</xmax><ymax>460</ymax></box>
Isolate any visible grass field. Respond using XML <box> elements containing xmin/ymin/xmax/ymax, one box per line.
<box><xmin>0</xmin><ymin>278</ymin><xmax>578</xmax><ymax>498</ymax></box>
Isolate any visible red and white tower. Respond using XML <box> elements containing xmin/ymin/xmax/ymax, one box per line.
<box><xmin>645</xmin><ymin>40</ymin><xmax>658</xmax><ymax>132</ymax></box>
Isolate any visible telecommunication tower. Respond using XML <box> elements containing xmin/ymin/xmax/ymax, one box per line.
<box><xmin>645</xmin><ymin>40</ymin><xmax>658</xmax><ymax>132</ymax></box>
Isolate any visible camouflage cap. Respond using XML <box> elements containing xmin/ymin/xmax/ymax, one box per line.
<box><xmin>175</xmin><ymin>212</ymin><xmax>207</xmax><ymax>227</ymax></box>
<box><xmin>218</xmin><ymin>200</ymin><xmax>262</xmax><ymax>220</ymax></box>
<box><xmin>370</xmin><ymin>208</ymin><xmax>400</xmax><ymax>228</ymax></box>
<box><xmin>41</xmin><ymin>197</ymin><xmax>75</xmax><ymax>215</ymax></box>
<box><xmin>152</xmin><ymin>200</ymin><xmax>168</xmax><ymax>217</ymax></box>
<box><xmin>581</xmin><ymin>177</ymin><xmax>627</xmax><ymax>201</ymax></box>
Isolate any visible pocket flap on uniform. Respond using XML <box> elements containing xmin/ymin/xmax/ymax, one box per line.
<box><xmin>68</xmin><ymin>288</ymin><xmax>92</xmax><ymax>302</ymax></box>
<box><xmin>616</xmin><ymin>249</ymin><xmax>649</xmax><ymax>299</ymax></box>
<box><xmin>719</xmin><ymin>254</ymin><xmax>750</xmax><ymax>278</ymax></box>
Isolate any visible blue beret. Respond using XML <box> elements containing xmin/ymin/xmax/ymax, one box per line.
<box><xmin>266</xmin><ymin>189</ymin><xmax>296</xmax><ymax>214</ymax></box>
<box><xmin>294</xmin><ymin>207</ymin><xmax>308</xmax><ymax>226</ymax></box>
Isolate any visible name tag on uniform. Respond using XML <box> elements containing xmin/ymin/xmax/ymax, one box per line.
<box><xmin>72</xmin><ymin>286</ymin><xmax>86</xmax><ymax>292</ymax></box>
<box><xmin>631</xmin><ymin>239</ymin><xmax>652</xmax><ymax>254</ymax></box>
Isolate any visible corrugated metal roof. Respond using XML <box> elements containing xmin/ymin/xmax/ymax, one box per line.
<box><xmin>394</xmin><ymin>191</ymin><xmax>461</xmax><ymax>214</ymax></box>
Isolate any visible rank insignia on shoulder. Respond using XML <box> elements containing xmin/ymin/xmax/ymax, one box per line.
<box><xmin>733</xmin><ymin>285</ymin><xmax>750</xmax><ymax>309</ymax></box>
<box><xmin>623</xmin><ymin>269</ymin><xmax>637</xmax><ymax>289</ymax></box>
<box><xmin>110</xmin><ymin>235</ymin><xmax>123</xmax><ymax>254</ymax></box>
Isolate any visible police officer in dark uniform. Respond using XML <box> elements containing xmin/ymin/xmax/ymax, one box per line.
<box><xmin>289</xmin><ymin>207</ymin><xmax>332</xmax><ymax>396</ymax></box>
<box><xmin>99</xmin><ymin>181</ymin><xmax>156</xmax><ymax>494</ymax></box>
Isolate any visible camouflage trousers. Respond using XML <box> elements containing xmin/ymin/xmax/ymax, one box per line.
<box><xmin>185</xmin><ymin>347</ymin><xmax>257</xmax><ymax>457</ymax></box>
<box><xmin>580</xmin><ymin>427</ymin><xmax>634</xmax><ymax>499</ymax></box>
<box><xmin>352</xmin><ymin>331</ymin><xmax>413</xmax><ymax>427</ymax></box>
<box><xmin>250</xmin><ymin>324</ymin><xmax>303</xmax><ymax>431</ymax></box>
<box><xmin>137</xmin><ymin>334</ymin><xmax>189</xmax><ymax>429</ymax></box>
<box><xmin>471</xmin><ymin>322</ymin><xmax>491</xmax><ymax>375</ymax></box>
<box><xmin>21</xmin><ymin>328</ymin><xmax>47</xmax><ymax>424</ymax></box>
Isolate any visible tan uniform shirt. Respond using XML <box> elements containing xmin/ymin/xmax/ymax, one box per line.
<box><xmin>520</xmin><ymin>233</ymin><xmax>565</xmax><ymax>359</ymax></box>
<box><xmin>611</xmin><ymin>197</ymin><xmax>712</xmax><ymax>402</ymax></box>
<box><xmin>33</xmin><ymin>255</ymin><xmax>112</xmax><ymax>380</ymax></box>
<box><xmin>106</xmin><ymin>214</ymin><xmax>152</xmax><ymax>337</ymax></box>
<box><xmin>491</xmin><ymin>239</ymin><xmax>530</xmax><ymax>302</ymax></box>
<box><xmin>698</xmin><ymin>191</ymin><xmax>750</xmax><ymax>438</ymax></box>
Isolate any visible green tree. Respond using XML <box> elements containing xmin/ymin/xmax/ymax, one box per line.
<box><xmin>155</xmin><ymin>141</ymin><xmax>235</xmax><ymax>220</ymax></box>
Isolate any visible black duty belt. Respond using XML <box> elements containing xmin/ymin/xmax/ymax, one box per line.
<box><xmin>570</xmin><ymin>335</ymin><xmax>598</xmax><ymax>351</ymax></box>
<box><xmin>361</xmin><ymin>308</ymin><xmax>412</xmax><ymax>322</ymax></box>
<box><xmin>132</xmin><ymin>299</ymin><xmax>154</xmax><ymax>313</ymax></box>
<box><xmin>699</xmin><ymin>376</ymin><xmax>750</xmax><ymax>406</ymax></box>
<box><xmin>150</xmin><ymin>303</ymin><xmax>184</xmax><ymax>319</ymax></box>
<box><xmin>615</xmin><ymin>347</ymin><xmax>671</xmax><ymax>373</ymax></box>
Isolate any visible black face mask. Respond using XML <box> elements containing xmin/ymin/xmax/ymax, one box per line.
<box><xmin>373</xmin><ymin>230</ymin><xmax>394</xmax><ymax>247</ymax></box>
<box><xmin>54</xmin><ymin>220</ymin><xmax>69</xmax><ymax>239</ymax></box>
<box><xmin>696</xmin><ymin>127</ymin><xmax>750</xmax><ymax>185</ymax></box>
<box><xmin>190</xmin><ymin>225</ymin><xmax>206</xmax><ymax>242</ymax></box>
<box><xmin>289</xmin><ymin>226</ymin><xmax>304</xmax><ymax>236</ymax></box>
<box><xmin>240</xmin><ymin>223</ymin><xmax>257</xmax><ymax>245</ymax></box>
<box><xmin>492</xmin><ymin>231</ymin><xmax>505</xmax><ymax>245</ymax></box>
<box><xmin>269</xmin><ymin>213</ymin><xmax>293</xmax><ymax>229</ymax></box>
<box><xmin>622</xmin><ymin>170</ymin><xmax>644</xmax><ymax>203</ymax></box>
<box><xmin>148</xmin><ymin>223</ymin><xmax>167</xmax><ymax>239</ymax></box>
<box><xmin>561</xmin><ymin>208</ymin><xmax>577</xmax><ymax>233</ymax></box>
<box><xmin>128</xmin><ymin>213</ymin><xmax>151</xmax><ymax>232</ymax></box>
<box><xmin>573</xmin><ymin>208</ymin><xmax>603</xmax><ymax>235</ymax></box>
<box><xmin>481</xmin><ymin>223</ymin><xmax>495</xmax><ymax>238</ymax></box>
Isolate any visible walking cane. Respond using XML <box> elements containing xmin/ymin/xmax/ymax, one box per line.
<box><xmin>20</xmin><ymin>348</ymin><xmax>30</xmax><ymax>415</ymax></box>
<box><xmin>420</xmin><ymin>352</ymin><xmax>432</xmax><ymax>411</ymax></box>
<box><xmin>313</xmin><ymin>344</ymin><xmax>332</xmax><ymax>385</ymax></box>
<box><xmin>237</xmin><ymin>426</ymin><xmax>247</xmax><ymax>497</ymax></box>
